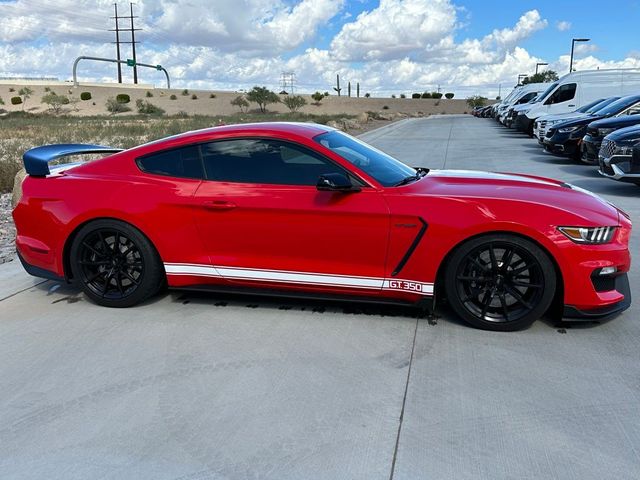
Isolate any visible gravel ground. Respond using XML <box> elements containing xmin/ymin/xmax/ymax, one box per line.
<box><xmin>0</xmin><ymin>193</ymin><xmax>15</xmax><ymax>264</ymax></box>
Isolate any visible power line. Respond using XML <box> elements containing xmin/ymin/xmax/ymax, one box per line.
<box><xmin>108</xmin><ymin>2</ymin><xmax>141</xmax><ymax>84</ymax></box>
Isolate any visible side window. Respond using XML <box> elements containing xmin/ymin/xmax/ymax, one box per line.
<box><xmin>545</xmin><ymin>83</ymin><xmax>576</xmax><ymax>105</ymax></box>
<box><xmin>137</xmin><ymin>146</ymin><xmax>203</xmax><ymax>179</ymax></box>
<box><xmin>200</xmin><ymin>139</ymin><xmax>348</xmax><ymax>185</ymax></box>
<box><xmin>622</xmin><ymin>102</ymin><xmax>640</xmax><ymax>116</ymax></box>
<box><xmin>517</xmin><ymin>92</ymin><xmax>535</xmax><ymax>104</ymax></box>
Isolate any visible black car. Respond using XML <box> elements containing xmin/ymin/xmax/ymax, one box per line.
<box><xmin>544</xmin><ymin>94</ymin><xmax>640</xmax><ymax>159</ymax></box>
<box><xmin>582</xmin><ymin>114</ymin><xmax>640</xmax><ymax>164</ymax></box>
<box><xmin>598</xmin><ymin>124</ymin><xmax>640</xmax><ymax>184</ymax></box>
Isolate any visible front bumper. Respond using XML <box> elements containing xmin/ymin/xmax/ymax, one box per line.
<box><xmin>514</xmin><ymin>114</ymin><xmax>534</xmax><ymax>134</ymax></box>
<box><xmin>598</xmin><ymin>153</ymin><xmax>640</xmax><ymax>183</ymax></box>
<box><xmin>564</xmin><ymin>273</ymin><xmax>631</xmax><ymax>320</ymax></box>
<box><xmin>581</xmin><ymin>135</ymin><xmax>602</xmax><ymax>164</ymax></box>
<box><xmin>543</xmin><ymin>136</ymin><xmax>580</xmax><ymax>156</ymax></box>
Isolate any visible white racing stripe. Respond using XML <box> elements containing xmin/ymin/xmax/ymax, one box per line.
<box><xmin>164</xmin><ymin>263</ymin><xmax>433</xmax><ymax>295</ymax></box>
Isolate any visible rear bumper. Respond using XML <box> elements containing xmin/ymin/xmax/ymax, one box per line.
<box><xmin>563</xmin><ymin>273</ymin><xmax>631</xmax><ymax>320</ymax></box>
<box><xmin>17</xmin><ymin>251</ymin><xmax>65</xmax><ymax>282</ymax></box>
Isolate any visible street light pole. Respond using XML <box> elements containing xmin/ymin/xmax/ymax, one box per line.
<box><xmin>569</xmin><ymin>38</ymin><xmax>590</xmax><ymax>73</ymax></box>
<box><xmin>535</xmin><ymin>62</ymin><xmax>548</xmax><ymax>75</ymax></box>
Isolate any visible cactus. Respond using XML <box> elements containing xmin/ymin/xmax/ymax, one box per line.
<box><xmin>348</xmin><ymin>82</ymin><xmax>351</xmax><ymax>97</ymax></box>
<box><xmin>357</xmin><ymin>82</ymin><xmax>360</xmax><ymax>98</ymax></box>
<box><xmin>333</xmin><ymin>74</ymin><xmax>342</xmax><ymax>96</ymax></box>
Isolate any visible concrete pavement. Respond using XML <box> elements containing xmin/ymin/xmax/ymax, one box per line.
<box><xmin>1</xmin><ymin>115</ymin><xmax>639</xmax><ymax>479</ymax></box>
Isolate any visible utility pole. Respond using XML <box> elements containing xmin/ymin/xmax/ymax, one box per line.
<box><xmin>129</xmin><ymin>3</ymin><xmax>139</xmax><ymax>84</ymax></box>
<box><xmin>110</xmin><ymin>4</ymin><xmax>123</xmax><ymax>83</ymax></box>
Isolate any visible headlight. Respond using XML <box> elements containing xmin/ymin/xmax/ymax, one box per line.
<box><xmin>558</xmin><ymin>125</ymin><xmax>581</xmax><ymax>133</ymax></box>
<box><xmin>598</xmin><ymin>127</ymin><xmax>616</xmax><ymax>136</ymax></box>
<box><xmin>558</xmin><ymin>226</ymin><xmax>616</xmax><ymax>244</ymax></box>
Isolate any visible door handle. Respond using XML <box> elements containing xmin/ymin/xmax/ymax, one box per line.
<box><xmin>203</xmin><ymin>200</ymin><xmax>237</xmax><ymax>210</ymax></box>
<box><xmin>568</xmin><ymin>104</ymin><xmax>575</xmax><ymax>107</ymax></box>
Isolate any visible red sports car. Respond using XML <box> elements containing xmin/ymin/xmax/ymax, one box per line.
<box><xmin>13</xmin><ymin>122</ymin><xmax>632</xmax><ymax>331</ymax></box>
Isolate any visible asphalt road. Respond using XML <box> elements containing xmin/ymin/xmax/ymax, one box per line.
<box><xmin>1</xmin><ymin>115</ymin><xmax>639</xmax><ymax>480</ymax></box>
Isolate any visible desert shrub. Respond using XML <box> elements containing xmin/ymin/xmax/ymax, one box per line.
<box><xmin>364</xmin><ymin>93</ymin><xmax>370</xmax><ymax>98</ymax></box>
<box><xmin>282</xmin><ymin>95</ymin><xmax>307</xmax><ymax>112</ymax></box>
<box><xmin>41</xmin><ymin>93</ymin><xmax>70</xmax><ymax>114</ymax></box>
<box><xmin>181</xmin><ymin>89</ymin><xmax>189</xmax><ymax>96</ymax></box>
<box><xmin>136</xmin><ymin>99</ymin><xmax>165</xmax><ymax>115</ymax></box>
<box><xmin>400</xmin><ymin>93</ymin><xmax>406</xmax><ymax>98</ymax></box>
<box><xmin>191</xmin><ymin>94</ymin><xmax>198</xmax><ymax>100</ymax></box>
<box><xmin>106</xmin><ymin>97</ymin><xmax>131</xmax><ymax>114</ymax></box>
<box><xmin>311</xmin><ymin>91</ymin><xmax>325</xmax><ymax>105</ymax></box>
<box><xmin>230</xmin><ymin>95</ymin><xmax>249</xmax><ymax>112</ymax></box>
<box><xmin>431</xmin><ymin>92</ymin><xmax>443</xmax><ymax>99</ymax></box>
<box><xmin>323</xmin><ymin>91</ymin><xmax>330</xmax><ymax>97</ymax></box>
<box><xmin>170</xmin><ymin>94</ymin><xmax>177</xmax><ymax>100</ymax></box>
<box><xmin>146</xmin><ymin>91</ymin><xmax>153</xmax><ymax>98</ymax></box>
<box><xmin>18</xmin><ymin>87</ymin><xmax>34</xmax><ymax>109</ymax></box>
<box><xmin>209</xmin><ymin>93</ymin><xmax>216</xmax><ymax>98</ymax></box>
<box><xmin>445</xmin><ymin>92</ymin><xmax>454</xmax><ymax>99</ymax></box>
<box><xmin>382</xmin><ymin>105</ymin><xmax>389</xmax><ymax>110</ymax></box>
<box><xmin>391</xmin><ymin>94</ymin><xmax>396</xmax><ymax>98</ymax></box>
<box><xmin>246</xmin><ymin>86</ymin><xmax>280</xmax><ymax>113</ymax></box>
<box><xmin>116</xmin><ymin>93</ymin><xmax>130</xmax><ymax>104</ymax></box>
<box><xmin>412</xmin><ymin>93</ymin><xmax>421</xmax><ymax>99</ymax></box>
<box><xmin>80</xmin><ymin>91</ymin><xmax>92</xmax><ymax>100</ymax></box>
<box><xmin>0</xmin><ymin>96</ymin><xmax>4</xmax><ymax>105</ymax></box>
<box><xmin>175</xmin><ymin>111</ymin><xmax>189</xmax><ymax>118</ymax></box>
<box><xmin>9</xmin><ymin>87</ymin><xmax>15</xmax><ymax>92</ymax></box>
<box><xmin>11</xmin><ymin>96</ymin><xmax>22</xmax><ymax>105</ymax></box>
<box><xmin>466</xmin><ymin>95</ymin><xmax>488</xmax><ymax>108</ymax></box>
<box><xmin>44</xmin><ymin>87</ymin><xmax>51</xmax><ymax>92</ymax></box>
<box><xmin>421</xmin><ymin>92</ymin><xmax>431</xmax><ymax>99</ymax></box>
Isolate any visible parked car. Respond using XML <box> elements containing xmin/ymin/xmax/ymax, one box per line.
<box><xmin>13</xmin><ymin>123</ymin><xmax>632</xmax><ymax>331</ymax></box>
<box><xmin>533</xmin><ymin>97</ymin><xmax>619</xmax><ymax>142</ymax></box>
<box><xmin>496</xmin><ymin>83</ymin><xmax>547</xmax><ymax>125</ymax></box>
<box><xmin>582</xmin><ymin>114</ymin><xmax>640</xmax><ymax>163</ymax></box>
<box><xmin>517</xmin><ymin>69</ymin><xmax>640</xmax><ymax>135</ymax></box>
<box><xmin>505</xmin><ymin>95</ymin><xmax>543</xmax><ymax>128</ymax></box>
<box><xmin>598</xmin><ymin>124</ymin><xmax>640</xmax><ymax>184</ymax></box>
<box><xmin>543</xmin><ymin>94</ymin><xmax>640</xmax><ymax>158</ymax></box>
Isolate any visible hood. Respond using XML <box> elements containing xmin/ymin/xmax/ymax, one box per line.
<box><xmin>554</xmin><ymin>115</ymin><xmax>604</xmax><ymax>130</ymax></box>
<box><xmin>606</xmin><ymin>124</ymin><xmax>640</xmax><ymax>142</ymax></box>
<box><xmin>401</xmin><ymin>170</ymin><xmax>619</xmax><ymax>225</ymax></box>
<box><xmin>589</xmin><ymin>114</ymin><xmax>640</xmax><ymax>130</ymax></box>
<box><xmin>538</xmin><ymin>112</ymin><xmax>588</xmax><ymax>123</ymax></box>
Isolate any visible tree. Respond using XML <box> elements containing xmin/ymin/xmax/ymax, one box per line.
<box><xmin>230</xmin><ymin>95</ymin><xmax>249</xmax><ymax>113</ymax></box>
<box><xmin>282</xmin><ymin>95</ymin><xmax>307</xmax><ymax>112</ymax></box>
<box><xmin>522</xmin><ymin>70</ymin><xmax>559</xmax><ymax>85</ymax></box>
<box><xmin>466</xmin><ymin>95</ymin><xmax>488</xmax><ymax>108</ymax></box>
<box><xmin>246</xmin><ymin>86</ymin><xmax>280</xmax><ymax>113</ymax></box>
<box><xmin>41</xmin><ymin>93</ymin><xmax>70</xmax><ymax>114</ymax></box>
<box><xmin>311</xmin><ymin>91</ymin><xmax>325</xmax><ymax>106</ymax></box>
<box><xmin>18</xmin><ymin>87</ymin><xmax>34</xmax><ymax>110</ymax></box>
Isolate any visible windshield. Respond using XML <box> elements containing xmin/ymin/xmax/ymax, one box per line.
<box><xmin>588</xmin><ymin>97</ymin><xmax>620</xmax><ymax>114</ymax></box>
<box><xmin>537</xmin><ymin>82</ymin><xmax>559</xmax><ymax>102</ymax></box>
<box><xmin>595</xmin><ymin>95</ymin><xmax>640</xmax><ymax>116</ymax></box>
<box><xmin>315</xmin><ymin>130</ymin><xmax>416</xmax><ymax>187</ymax></box>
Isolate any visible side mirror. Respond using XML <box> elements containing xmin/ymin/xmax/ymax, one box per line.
<box><xmin>317</xmin><ymin>173</ymin><xmax>361</xmax><ymax>192</ymax></box>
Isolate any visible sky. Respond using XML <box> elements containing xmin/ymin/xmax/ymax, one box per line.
<box><xmin>0</xmin><ymin>0</ymin><xmax>639</xmax><ymax>98</ymax></box>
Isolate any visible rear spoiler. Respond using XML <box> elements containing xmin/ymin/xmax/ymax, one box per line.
<box><xmin>23</xmin><ymin>144</ymin><xmax>124</xmax><ymax>176</ymax></box>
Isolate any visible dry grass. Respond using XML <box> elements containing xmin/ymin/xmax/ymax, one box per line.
<box><xmin>0</xmin><ymin>111</ymin><xmax>354</xmax><ymax>192</ymax></box>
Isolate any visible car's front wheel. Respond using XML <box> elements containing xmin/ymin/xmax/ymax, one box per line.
<box><xmin>70</xmin><ymin>219</ymin><xmax>164</xmax><ymax>307</ymax></box>
<box><xmin>445</xmin><ymin>234</ymin><xmax>556</xmax><ymax>331</ymax></box>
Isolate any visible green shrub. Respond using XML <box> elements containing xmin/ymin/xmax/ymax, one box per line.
<box><xmin>412</xmin><ymin>93</ymin><xmax>421</xmax><ymax>99</ymax></box>
<box><xmin>175</xmin><ymin>110</ymin><xmax>189</xmax><ymax>118</ymax></box>
<box><xmin>41</xmin><ymin>93</ymin><xmax>70</xmax><ymax>114</ymax></box>
<box><xmin>445</xmin><ymin>92</ymin><xmax>454</xmax><ymax>99</ymax></box>
<box><xmin>80</xmin><ymin>91</ymin><xmax>92</xmax><ymax>101</ymax></box>
<box><xmin>0</xmin><ymin>96</ymin><xmax>4</xmax><ymax>105</ymax></box>
<box><xmin>230</xmin><ymin>95</ymin><xmax>249</xmax><ymax>112</ymax></box>
<box><xmin>282</xmin><ymin>95</ymin><xmax>307</xmax><ymax>112</ymax></box>
<box><xmin>146</xmin><ymin>91</ymin><xmax>153</xmax><ymax>97</ymax></box>
<box><xmin>382</xmin><ymin>105</ymin><xmax>389</xmax><ymax>110</ymax></box>
<box><xmin>191</xmin><ymin>93</ymin><xmax>198</xmax><ymax>100</ymax></box>
<box><xmin>421</xmin><ymin>92</ymin><xmax>431</xmax><ymax>99</ymax></box>
<box><xmin>9</xmin><ymin>87</ymin><xmax>15</xmax><ymax>92</ymax></box>
<box><xmin>44</xmin><ymin>87</ymin><xmax>51</xmax><ymax>92</ymax></box>
<box><xmin>116</xmin><ymin>93</ymin><xmax>130</xmax><ymax>104</ymax></box>
<box><xmin>364</xmin><ymin>93</ymin><xmax>370</xmax><ymax>98</ymax></box>
<box><xmin>170</xmin><ymin>94</ymin><xmax>177</xmax><ymax>100</ymax></box>
<box><xmin>391</xmin><ymin>94</ymin><xmax>396</xmax><ymax>99</ymax></box>
<box><xmin>11</xmin><ymin>96</ymin><xmax>22</xmax><ymax>105</ymax></box>
<box><xmin>181</xmin><ymin>89</ymin><xmax>189</xmax><ymax>96</ymax></box>
<box><xmin>323</xmin><ymin>91</ymin><xmax>330</xmax><ymax>97</ymax></box>
<box><xmin>311</xmin><ymin>91</ymin><xmax>324</xmax><ymax>105</ymax></box>
<box><xmin>209</xmin><ymin>93</ymin><xmax>216</xmax><ymax>98</ymax></box>
<box><xmin>106</xmin><ymin>97</ymin><xmax>131</xmax><ymax>114</ymax></box>
<box><xmin>400</xmin><ymin>93</ymin><xmax>406</xmax><ymax>98</ymax></box>
<box><xmin>136</xmin><ymin>99</ymin><xmax>165</xmax><ymax>115</ymax></box>
<box><xmin>246</xmin><ymin>86</ymin><xmax>280</xmax><ymax>113</ymax></box>
<box><xmin>431</xmin><ymin>92</ymin><xmax>443</xmax><ymax>99</ymax></box>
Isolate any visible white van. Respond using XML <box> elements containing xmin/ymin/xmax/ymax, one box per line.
<box><xmin>518</xmin><ymin>69</ymin><xmax>640</xmax><ymax>134</ymax></box>
<box><xmin>496</xmin><ymin>83</ymin><xmax>547</xmax><ymax>124</ymax></box>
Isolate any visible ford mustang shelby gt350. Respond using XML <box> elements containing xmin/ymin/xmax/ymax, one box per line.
<box><xmin>13</xmin><ymin>122</ymin><xmax>632</xmax><ymax>331</ymax></box>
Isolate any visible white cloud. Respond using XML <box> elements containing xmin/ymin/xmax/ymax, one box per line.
<box><xmin>556</xmin><ymin>20</ymin><xmax>571</xmax><ymax>31</ymax></box>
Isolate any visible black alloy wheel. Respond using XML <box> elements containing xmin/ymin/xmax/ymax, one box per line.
<box><xmin>70</xmin><ymin>219</ymin><xmax>164</xmax><ymax>307</ymax></box>
<box><xmin>445</xmin><ymin>234</ymin><xmax>556</xmax><ymax>331</ymax></box>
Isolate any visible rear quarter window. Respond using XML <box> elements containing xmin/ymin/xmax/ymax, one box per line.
<box><xmin>137</xmin><ymin>146</ymin><xmax>204</xmax><ymax>179</ymax></box>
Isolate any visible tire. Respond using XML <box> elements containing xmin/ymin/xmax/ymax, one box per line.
<box><xmin>70</xmin><ymin>219</ymin><xmax>164</xmax><ymax>307</ymax></box>
<box><xmin>444</xmin><ymin>234</ymin><xmax>556</xmax><ymax>331</ymax></box>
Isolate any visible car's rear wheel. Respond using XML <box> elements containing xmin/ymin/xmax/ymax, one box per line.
<box><xmin>445</xmin><ymin>234</ymin><xmax>556</xmax><ymax>331</ymax></box>
<box><xmin>70</xmin><ymin>219</ymin><xmax>164</xmax><ymax>307</ymax></box>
